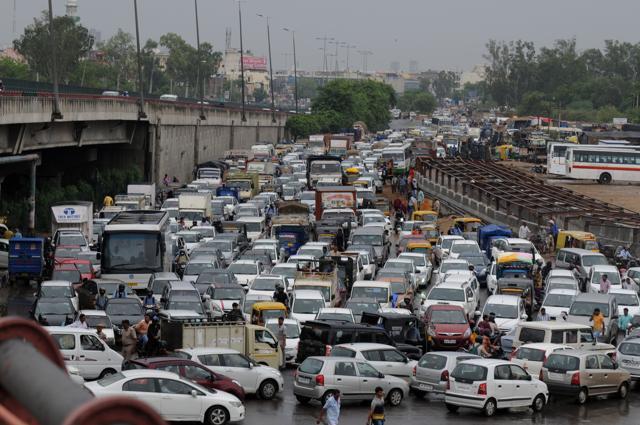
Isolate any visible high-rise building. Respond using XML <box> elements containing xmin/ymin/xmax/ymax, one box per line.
<box><xmin>409</xmin><ymin>60</ymin><xmax>419</xmax><ymax>73</ymax></box>
<box><xmin>390</xmin><ymin>61</ymin><xmax>400</xmax><ymax>74</ymax></box>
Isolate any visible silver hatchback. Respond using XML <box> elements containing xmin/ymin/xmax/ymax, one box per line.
<box><xmin>411</xmin><ymin>352</ymin><xmax>479</xmax><ymax>395</ymax></box>
<box><xmin>293</xmin><ymin>356</ymin><xmax>410</xmax><ymax>406</ymax></box>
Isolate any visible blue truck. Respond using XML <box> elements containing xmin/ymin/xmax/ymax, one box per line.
<box><xmin>8</xmin><ymin>237</ymin><xmax>44</xmax><ymax>284</ymax></box>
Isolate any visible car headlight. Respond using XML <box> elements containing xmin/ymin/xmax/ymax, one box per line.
<box><xmin>230</xmin><ymin>401</ymin><xmax>243</xmax><ymax>408</ymax></box>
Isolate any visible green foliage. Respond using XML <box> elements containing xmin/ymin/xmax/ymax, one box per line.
<box><xmin>285</xmin><ymin>110</ymin><xmax>341</xmax><ymax>139</ymax></box>
<box><xmin>253</xmin><ymin>87</ymin><xmax>268</xmax><ymax>103</ymax></box>
<box><xmin>0</xmin><ymin>57</ymin><xmax>31</xmax><ymax>79</ymax></box>
<box><xmin>14</xmin><ymin>12</ymin><xmax>94</xmax><ymax>83</ymax></box>
<box><xmin>99</xmin><ymin>29</ymin><xmax>136</xmax><ymax>91</ymax></box>
<box><xmin>397</xmin><ymin>91</ymin><xmax>437</xmax><ymax>114</ymax></box>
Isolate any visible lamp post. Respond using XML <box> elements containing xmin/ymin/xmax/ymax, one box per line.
<box><xmin>47</xmin><ymin>0</ymin><xmax>63</xmax><ymax>120</ymax></box>
<box><xmin>237</xmin><ymin>1</ymin><xmax>246</xmax><ymax>122</ymax></box>
<box><xmin>257</xmin><ymin>14</ymin><xmax>276</xmax><ymax>123</ymax></box>
<box><xmin>132</xmin><ymin>0</ymin><xmax>146</xmax><ymax>119</ymax></box>
<box><xmin>283</xmin><ymin>28</ymin><xmax>298</xmax><ymax>113</ymax></box>
<box><xmin>194</xmin><ymin>0</ymin><xmax>205</xmax><ymax>119</ymax></box>
<box><xmin>316</xmin><ymin>36</ymin><xmax>333</xmax><ymax>85</ymax></box>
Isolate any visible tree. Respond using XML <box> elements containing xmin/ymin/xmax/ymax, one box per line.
<box><xmin>14</xmin><ymin>12</ymin><xmax>93</xmax><ymax>83</ymax></box>
<box><xmin>432</xmin><ymin>70</ymin><xmax>460</xmax><ymax>100</ymax></box>
<box><xmin>100</xmin><ymin>29</ymin><xmax>135</xmax><ymax>90</ymax></box>
<box><xmin>253</xmin><ymin>87</ymin><xmax>268</xmax><ymax>103</ymax></box>
<box><xmin>0</xmin><ymin>58</ymin><xmax>31</xmax><ymax>79</ymax></box>
<box><xmin>397</xmin><ymin>91</ymin><xmax>436</xmax><ymax>114</ymax></box>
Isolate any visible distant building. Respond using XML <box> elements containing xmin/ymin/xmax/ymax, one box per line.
<box><xmin>89</xmin><ymin>28</ymin><xmax>102</xmax><ymax>45</ymax></box>
<box><xmin>0</xmin><ymin>47</ymin><xmax>25</xmax><ymax>63</ymax></box>
<box><xmin>220</xmin><ymin>48</ymin><xmax>270</xmax><ymax>97</ymax></box>
<box><xmin>409</xmin><ymin>60</ymin><xmax>419</xmax><ymax>73</ymax></box>
<box><xmin>460</xmin><ymin>65</ymin><xmax>486</xmax><ymax>86</ymax></box>
<box><xmin>404</xmin><ymin>79</ymin><xmax>420</xmax><ymax>92</ymax></box>
<box><xmin>380</xmin><ymin>73</ymin><xmax>405</xmax><ymax>95</ymax></box>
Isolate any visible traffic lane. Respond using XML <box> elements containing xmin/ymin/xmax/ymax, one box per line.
<box><xmin>241</xmin><ymin>369</ymin><xmax>640</xmax><ymax>425</ymax></box>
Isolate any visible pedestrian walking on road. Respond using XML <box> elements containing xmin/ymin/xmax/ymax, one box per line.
<box><xmin>518</xmin><ymin>221</ymin><xmax>531</xmax><ymax>239</ymax></box>
<box><xmin>367</xmin><ymin>387</ymin><xmax>386</xmax><ymax>425</ymax></box>
<box><xmin>537</xmin><ymin>308</ymin><xmax>550</xmax><ymax>321</ymax></box>
<box><xmin>599</xmin><ymin>274</ymin><xmax>612</xmax><ymax>294</ymax></box>
<box><xmin>317</xmin><ymin>390</ymin><xmax>341</xmax><ymax>425</ymax></box>
<box><xmin>277</xmin><ymin>316</ymin><xmax>287</xmax><ymax>368</ymax></box>
<box><xmin>590</xmin><ymin>308</ymin><xmax>605</xmax><ymax>342</ymax></box>
<box><xmin>121</xmin><ymin>320</ymin><xmax>137</xmax><ymax>360</ymax></box>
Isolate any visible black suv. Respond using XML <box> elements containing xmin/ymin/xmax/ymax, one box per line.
<box><xmin>296</xmin><ymin>319</ymin><xmax>422</xmax><ymax>363</ymax></box>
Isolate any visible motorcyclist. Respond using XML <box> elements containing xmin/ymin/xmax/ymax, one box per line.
<box><xmin>175</xmin><ymin>249</ymin><xmax>189</xmax><ymax>268</ymax></box>
<box><xmin>273</xmin><ymin>284</ymin><xmax>290</xmax><ymax>307</ymax></box>
<box><xmin>143</xmin><ymin>290</ymin><xmax>157</xmax><ymax>309</ymax></box>
<box><xmin>619</xmin><ymin>246</ymin><xmax>632</xmax><ymax>260</ymax></box>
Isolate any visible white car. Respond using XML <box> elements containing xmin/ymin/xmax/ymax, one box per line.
<box><xmin>0</xmin><ymin>238</ymin><xmax>8</xmax><ymax>269</ymax></box>
<box><xmin>540</xmin><ymin>289</ymin><xmax>577</xmax><ymax>320</ymax></box>
<box><xmin>316</xmin><ymin>307</ymin><xmax>355</xmax><ymax>323</ymax></box>
<box><xmin>481</xmin><ymin>294</ymin><xmax>528</xmax><ymax>334</ymax></box>
<box><xmin>175</xmin><ymin>230</ymin><xmax>203</xmax><ymax>254</ymax></box>
<box><xmin>490</xmin><ymin>238</ymin><xmax>543</xmax><ymax>264</ymax></box>
<box><xmin>270</xmin><ymin>263</ymin><xmax>299</xmax><ymax>290</ymax></box>
<box><xmin>248</xmin><ymin>275</ymin><xmax>287</xmax><ymax>298</ymax></box>
<box><xmin>266</xmin><ymin>318</ymin><xmax>301</xmax><ymax>364</ymax></box>
<box><xmin>290</xmin><ymin>289</ymin><xmax>326</xmax><ymax>323</ymax></box>
<box><xmin>433</xmin><ymin>259</ymin><xmax>470</xmax><ymax>285</ymax></box>
<box><xmin>588</xmin><ymin>265</ymin><xmax>621</xmax><ymax>293</ymax></box>
<box><xmin>362</xmin><ymin>214</ymin><xmax>392</xmax><ymax>233</ymax></box>
<box><xmin>445</xmin><ymin>358</ymin><xmax>548</xmax><ymax>417</ymax></box>
<box><xmin>610</xmin><ymin>288</ymin><xmax>640</xmax><ymax>316</ymax></box>
<box><xmin>331</xmin><ymin>343</ymin><xmax>417</xmax><ymax>380</ymax></box>
<box><xmin>544</xmin><ymin>269</ymin><xmax>578</xmax><ymax>285</ymax></box>
<box><xmin>176</xmin><ymin>347</ymin><xmax>284</xmax><ymax>399</ymax></box>
<box><xmin>182</xmin><ymin>258</ymin><xmax>220</xmax><ymax>284</ymax></box>
<box><xmin>78</xmin><ymin>309</ymin><xmax>115</xmax><ymax>346</ymax></box>
<box><xmin>486</xmin><ymin>262</ymin><xmax>497</xmax><ymax>293</ymax></box>
<box><xmin>85</xmin><ymin>369</ymin><xmax>245</xmax><ymax>424</ymax></box>
<box><xmin>397</xmin><ymin>252</ymin><xmax>432</xmax><ymax>288</ymax></box>
<box><xmin>423</xmin><ymin>281</ymin><xmax>476</xmax><ymax>320</ymax></box>
<box><xmin>39</xmin><ymin>280</ymin><xmax>79</xmax><ymax>312</ymax></box>
<box><xmin>227</xmin><ymin>260</ymin><xmax>263</xmax><ymax>289</ymax></box>
<box><xmin>510</xmin><ymin>343</ymin><xmax>572</xmax><ymax>376</ymax></box>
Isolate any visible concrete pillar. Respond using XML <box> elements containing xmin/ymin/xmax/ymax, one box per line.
<box><xmin>230</xmin><ymin>120</ymin><xmax>235</xmax><ymax>149</ymax></box>
<box><xmin>193</xmin><ymin>120</ymin><xmax>200</xmax><ymax>170</ymax></box>
<box><xmin>256</xmin><ymin>121</ymin><xmax>260</xmax><ymax>143</ymax></box>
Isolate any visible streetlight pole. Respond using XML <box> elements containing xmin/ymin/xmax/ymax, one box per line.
<box><xmin>283</xmin><ymin>28</ymin><xmax>298</xmax><ymax>113</ymax></box>
<box><xmin>47</xmin><ymin>0</ymin><xmax>63</xmax><ymax>120</ymax></box>
<box><xmin>133</xmin><ymin>0</ymin><xmax>146</xmax><ymax>119</ymax></box>
<box><xmin>194</xmin><ymin>0</ymin><xmax>205</xmax><ymax>120</ymax></box>
<box><xmin>238</xmin><ymin>1</ymin><xmax>246</xmax><ymax>122</ymax></box>
<box><xmin>257</xmin><ymin>14</ymin><xmax>276</xmax><ymax>123</ymax></box>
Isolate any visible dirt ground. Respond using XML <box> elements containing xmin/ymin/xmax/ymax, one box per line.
<box><xmin>500</xmin><ymin>161</ymin><xmax>640</xmax><ymax>214</ymax></box>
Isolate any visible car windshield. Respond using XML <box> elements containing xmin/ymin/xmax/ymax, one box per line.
<box><xmin>296</xmin><ymin>285</ymin><xmax>329</xmax><ymax>301</ymax></box>
<box><xmin>300</xmin><ymin>192</ymin><xmax>315</xmax><ymax>201</ymax></box>
<box><xmin>55</xmin><ymin>248</ymin><xmax>80</xmax><ymax>259</ymax></box>
<box><xmin>384</xmin><ymin>262</ymin><xmax>413</xmax><ymax>272</ymax></box>
<box><xmin>618</xmin><ymin>342</ymin><xmax>640</xmax><ymax>356</ymax></box>
<box><xmin>52</xmin><ymin>270</ymin><xmax>82</xmax><ymax>282</ymax></box>
<box><xmin>509</xmin><ymin>242</ymin><xmax>533</xmax><ymax>252</ymax></box>
<box><xmin>612</xmin><ymin>293</ymin><xmax>639</xmax><ymax>306</ymax></box>
<box><xmin>451</xmin><ymin>363</ymin><xmax>487</xmax><ymax>382</ymax></box>
<box><xmin>317</xmin><ymin>313</ymin><xmax>353</xmax><ymax>322</ymax></box>
<box><xmin>351</xmin><ymin>235</ymin><xmax>383</xmax><ymax>246</ymax></box>
<box><xmin>545</xmin><ymin>354</ymin><xmax>580</xmax><ymax>372</ymax></box>
<box><xmin>582</xmin><ymin>255</ymin><xmax>608</xmax><ymax>267</ymax></box>
<box><xmin>59</xmin><ymin>234</ymin><xmax>86</xmax><ymax>246</ymax></box>
<box><xmin>351</xmin><ymin>287</ymin><xmax>389</xmax><ymax>302</ymax></box>
<box><xmin>227</xmin><ymin>180</ymin><xmax>252</xmax><ymax>190</ymax></box>
<box><xmin>483</xmin><ymin>303</ymin><xmax>518</xmax><ymax>319</ymax></box>
<box><xmin>168</xmin><ymin>301</ymin><xmax>204</xmax><ymax>314</ymax></box>
<box><xmin>180</xmin><ymin>233</ymin><xmax>200</xmax><ymax>243</ymax></box>
<box><xmin>106</xmin><ymin>302</ymin><xmax>141</xmax><ymax>315</ymax></box>
<box><xmin>266</xmin><ymin>322</ymin><xmax>300</xmax><ymax>338</ymax></box>
<box><xmin>431</xmin><ymin>309</ymin><xmax>467</xmax><ymax>324</ymax></box>
<box><xmin>271</xmin><ymin>266</ymin><xmax>297</xmax><ymax>279</ymax></box>
<box><xmin>298</xmin><ymin>247</ymin><xmax>324</xmax><ymax>258</ymax></box>
<box><xmin>346</xmin><ymin>301</ymin><xmax>379</xmax><ymax>315</ymax></box>
<box><xmin>402</xmin><ymin>222</ymin><xmax>419</xmax><ymax>231</ymax></box>
<box><xmin>228</xmin><ymin>263</ymin><xmax>258</xmax><ymax>275</ymax></box>
<box><xmin>40</xmin><ymin>285</ymin><xmax>72</xmax><ymax>298</ymax></box>
<box><xmin>292</xmin><ymin>298</ymin><xmax>324</xmax><ymax>314</ymax></box>
<box><xmin>399</xmin><ymin>255</ymin><xmax>426</xmax><ymax>267</ymax></box>
<box><xmin>311</xmin><ymin>162</ymin><xmax>341</xmax><ymax>173</ymax></box>
<box><xmin>441</xmin><ymin>238</ymin><xmax>461</xmax><ymax>250</ymax></box>
<box><xmin>323</xmin><ymin>211</ymin><xmax>355</xmax><ymax>221</ymax></box>
<box><xmin>592</xmin><ymin>271</ymin><xmax>621</xmax><ymax>284</ymax></box>
<box><xmin>389</xmin><ymin>281</ymin><xmax>407</xmax><ymax>295</ymax></box>
<box><xmin>548</xmin><ymin>281</ymin><xmax>577</xmax><ymax>292</ymax></box>
<box><xmin>569</xmin><ymin>301</ymin><xmax>609</xmax><ymax>316</ymax></box>
<box><xmin>197</xmin><ymin>273</ymin><xmax>231</xmax><ymax>285</ymax></box>
<box><xmin>544</xmin><ymin>293</ymin><xmax>575</xmax><ymax>307</ymax></box>
<box><xmin>440</xmin><ymin>263</ymin><xmax>467</xmax><ymax>273</ymax></box>
<box><xmin>36</xmin><ymin>301</ymin><xmax>74</xmax><ymax>315</ymax></box>
<box><xmin>516</xmin><ymin>347</ymin><xmax>545</xmax><ymax>362</ymax></box>
<box><xmin>427</xmin><ymin>288</ymin><xmax>465</xmax><ymax>302</ymax></box>
<box><xmin>451</xmin><ymin>243</ymin><xmax>481</xmax><ymax>255</ymax></box>
<box><xmin>252</xmin><ymin>278</ymin><xmax>280</xmax><ymax>291</ymax></box>
<box><xmin>85</xmin><ymin>316</ymin><xmax>112</xmax><ymax>328</ymax></box>
<box><xmin>209</xmin><ymin>241</ymin><xmax>233</xmax><ymax>252</ymax></box>
<box><xmin>193</xmin><ymin>228</ymin><xmax>215</xmax><ymax>238</ymax></box>
<box><xmin>185</xmin><ymin>262</ymin><xmax>217</xmax><ymax>275</ymax></box>
<box><xmin>212</xmin><ymin>288</ymin><xmax>244</xmax><ymax>300</ymax></box>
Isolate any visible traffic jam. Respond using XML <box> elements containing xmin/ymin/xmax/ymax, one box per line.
<box><xmin>7</xmin><ymin>122</ymin><xmax>640</xmax><ymax>424</ymax></box>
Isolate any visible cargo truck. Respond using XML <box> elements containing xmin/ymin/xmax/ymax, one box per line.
<box><xmin>50</xmin><ymin>201</ymin><xmax>94</xmax><ymax>244</ymax></box>
<box><xmin>226</xmin><ymin>172</ymin><xmax>259</xmax><ymax>201</ymax></box>
<box><xmin>127</xmin><ymin>183</ymin><xmax>156</xmax><ymax>208</ymax></box>
<box><xmin>314</xmin><ymin>186</ymin><xmax>357</xmax><ymax>221</ymax></box>
<box><xmin>178</xmin><ymin>192</ymin><xmax>212</xmax><ymax>224</ymax></box>
<box><xmin>306</xmin><ymin>155</ymin><xmax>344</xmax><ymax>189</ymax></box>
<box><xmin>161</xmin><ymin>320</ymin><xmax>283</xmax><ymax>369</ymax></box>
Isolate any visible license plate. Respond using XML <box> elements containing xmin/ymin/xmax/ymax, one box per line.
<box><xmin>419</xmin><ymin>384</ymin><xmax>433</xmax><ymax>391</ymax></box>
<box><xmin>548</xmin><ymin>372</ymin><xmax>565</xmax><ymax>380</ymax></box>
<box><xmin>444</xmin><ymin>339</ymin><xmax>456</xmax><ymax>344</ymax></box>
<box><xmin>127</xmin><ymin>282</ymin><xmax>138</xmax><ymax>287</ymax></box>
<box><xmin>298</xmin><ymin>376</ymin><xmax>310</xmax><ymax>384</ymax></box>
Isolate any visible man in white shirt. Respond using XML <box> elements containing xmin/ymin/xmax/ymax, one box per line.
<box><xmin>518</xmin><ymin>222</ymin><xmax>531</xmax><ymax>239</ymax></box>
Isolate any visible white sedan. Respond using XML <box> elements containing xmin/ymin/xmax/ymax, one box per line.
<box><xmin>85</xmin><ymin>369</ymin><xmax>245</xmax><ymax>425</ymax></box>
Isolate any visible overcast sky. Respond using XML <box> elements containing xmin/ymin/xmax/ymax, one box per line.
<box><xmin>2</xmin><ymin>0</ymin><xmax>640</xmax><ymax>73</ymax></box>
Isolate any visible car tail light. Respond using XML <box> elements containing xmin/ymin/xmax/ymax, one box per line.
<box><xmin>440</xmin><ymin>370</ymin><xmax>449</xmax><ymax>382</ymax></box>
<box><xmin>446</xmin><ymin>378</ymin><xmax>450</xmax><ymax>391</ymax></box>
<box><xmin>478</xmin><ymin>383</ymin><xmax>487</xmax><ymax>395</ymax></box>
<box><xmin>570</xmin><ymin>372</ymin><xmax>580</xmax><ymax>386</ymax></box>
<box><xmin>324</xmin><ymin>345</ymin><xmax>332</xmax><ymax>356</ymax></box>
<box><xmin>315</xmin><ymin>374</ymin><xmax>325</xmax><ymax>386</ymax></box>
<box><xmin>538</xmin><ymin>370</ymin><xmax>544</xmax><ymax>381</ymax></box>
<box><xmin>509</xmin><ymin>349</ymin><xmax>518</xmax><ymax>360</ymax></box>
<box><xmin>293</xmin><ymin>370</ymin><xmax>298</xmax><ymax>379</ymax></box>
<box><xmin>412</xmin><ymin>366</ymin><xmax>417</xmax><ymax>377</ymax></box>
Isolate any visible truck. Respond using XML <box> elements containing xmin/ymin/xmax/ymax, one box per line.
<box><xmin>8</xmin><ymin>237</ymin><xmax>44</xmax><ymax>285</ymax></box>
<box><xmin>328</xmin><ymin>135</ymin><xmax>353</xmax><ymax>158</ymax></box>
<box><xmin>306</xmin><ymin>155</ymin><xmax>344</xmax><ymax>189</ymax></box>
<box><xmin>314</xmin><ymin>186</ymin><xmax>357</xmax><ymax>221</ymax></box>
<box><xmin>226</xmin><ymin>172</ymin><xmax>259</xmax><ymax>201</ymax></box>
<box><xmin>271</xmin><ymin>202</ymin><xmax>312</xmax><ymax>258</ymax></box>
<box><xmin>161</xmin><ymin>320</ymin><xmax>283</xmax><ymax>369</ymax></box>
<box><xmin>114</xmin><ymin>194</ymin><xmax>147</xmax><ymax>210</ymax></box>
<box><xmin>178</xmin><ymin>192</ymin><xmax>212</xmax><ymax>224</ymax></box>
<box><xmin>307</xmin><ymin>134</ymin><xmax>328</xmax><ymax>155</ymax></box>
<box><xmin>127</xmin><ymin>183</ymin><xmax>156</xmax><ymax>208</ymax></box>
<box><xmin>50</xmin><ymin>201</ymin><xmax>93</xmax><ymax>244</ymax></box>
<box><xmin>246</xmin><ymin>161</ymin><xmax>278</xmax><ymax>188</ymax></box>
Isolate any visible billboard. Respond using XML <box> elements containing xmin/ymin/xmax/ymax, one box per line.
<box><xmin>242</xmin><ymin>56</ymin><xmax>267</xmax><ymax>71</ymax></box>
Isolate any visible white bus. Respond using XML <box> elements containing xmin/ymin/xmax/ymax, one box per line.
<box><xmin>547</xmin><ymin>142</ymin><xmax>640</xmax><ymax>176</ymax></box>
<box><xmin>100</xmin><ymin>210</ymin><xmax>172</xmax><ymax>291</ymax></box>
<box><xmin>382</xmin><ymin>143</ymin><xmax>412</xmax><ymax>176</ymax></box>
<box><xmin>566</xmin><ymin>147</ymin><xmax>640</xmax><ymax>184</ymax></box>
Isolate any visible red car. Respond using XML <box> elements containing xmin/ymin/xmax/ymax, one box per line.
<box><xmin>424</xmin><ymin>304</ymin><xmax>471</xmax><ymax>350</ymax></box>
<box><xmin>123</xmin><ymin>357</ymin><xmax>245</xmax><ymax>401</ymax></box>
<box><xmin>56</xmin><ymin>258</ymin><xmax>96</xmax><ymax>280</ymax></box>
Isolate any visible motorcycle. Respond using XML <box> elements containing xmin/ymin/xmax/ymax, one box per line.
<box><xmin>394</xmin><ymin>211</ymin><xmax>405</xmax><ymax>235</ymax></box>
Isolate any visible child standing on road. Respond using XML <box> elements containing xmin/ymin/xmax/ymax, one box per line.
<box><xmin>367</xmin><ymin>387</ymin><xmax>385</xmax><ymax>425</ymax></box>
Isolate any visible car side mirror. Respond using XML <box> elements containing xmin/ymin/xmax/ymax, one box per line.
<box><xmin>191</xmin><ymin>390</ymin><xmax>198</xmax><ymax>397</ymax></box>
<box><xmin>378</xmin><ymin>372</ymin><xmax>384</xmax><ymax>379</ymax></box>
<box><xmin>526</xmin><ymin>374</ymin><xmax>532</xmax><ymax>381</ymax></box>
<box><xmin>96</xmin><ymin>252</ymin><xmax>101</xmax><ymax>260</ymax></box>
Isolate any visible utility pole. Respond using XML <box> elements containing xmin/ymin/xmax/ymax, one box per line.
<box><xmin>358</xmin><ymin>50</ymin><xmax>373</xmax><ymax>75</ymax></box>
<box><xmin>133</xmin><ymin>0</ymin><xmax>146</xmax><ymax>119</ymax></box>
<box><xmin>329</xmin><ymin>40</ymin><xmax>340</xmax><ymax>76</ymax></box>
<box><xmin>48</xmin><ymin>0</ymin><xmax>63</xmax><ymax>120</ymax></box>
<box><xmin>257</xmin><ymin>14</ymin><xmax>276</xmax><ymax>123</ymax></box>
<box><xmin>316</xmin><ymin>36</ymin><xmax>333</xmax><ymax>85</ymax></box>
<box><xmin>195</xmin><ymin>0</ymin><xmax>205</xmax><ymax>119</ymax></box>
<box><xmin>283</xmin><ymin>28</ymin><xmax>298</xmax><ymax>113</ymax></box>
<box><xmin>238</xmin><ymin>1</ymin><xmax>246</xmax><ymax>122</ymax></box>
<box><xmin>345</xmin><ymin>44</ymin><xmax>356</xmax><ymax>75</ymax></box>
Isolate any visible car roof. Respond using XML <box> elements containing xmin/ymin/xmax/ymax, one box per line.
<box><xmin>427</xmin><ymin>304</ymin><xmax>464</xmax><ymax>311</ymax></box>
<box><xmin>573</xmin><ymin>293</ymin><xmax>615</xmax><ymax>302</ymax></box>
<box><xmin>352</xmin><ymin>227</ymin><xmax>384</xmax><ymax>235</ymax></box>
<box><xmin>424</xmin><ymin>351</ymin><xmax>479</xmax><ymax>359</ymax></box>
<box><xmin>434</xmin><ymin>281</ymin><xmax>467</xmax><ymax>289</ymax></box>
<box><xmin>335</xmin><ymin>343</ymin><xmax>395</xmax><ymax>350</ymax></box>
<box><xmin>590</xmin><ymin>265</ymin><xmax>619</xmax><ymax>271</ymax></box>
<box><xmin>265</xmin><ymin>318</ymin><xmax>299</xmax><ymax>325</ymax></box>
<box><xmin>292</xmin><ymin>289</ymin><xmax>325</xmax><ymax>298</ymax></box>
<box><xmin>546</xmin><ymin>288</ymin><xmax>578</xmax><ymax>295</ymax></box>
<box><xmin>41</xmin><ymin>280</ymin><xmax>73</xmax><ymax>286</ymax></box>
<box><xmin>458</xmin><ymin>358</ymin><xmax>509</xmax><ymax>367</ymax></box>
<box><xmin>352</xmin><ymin>280</ymin><xmax>390</xmax><ymax>288</ymax></box>
<box><xmin>78</xmin><ymin>309</ymin><xmax>107</xmax><ymax>316</ymax></box>
<box><xmin>559</xmin><ymin>248</ymin><xmax>602</xmax><ymax>255</ymax></box>
<box><xmin>441</xmin><ymin>258</ymin><xmax>469</xmax><ymax>264</ymax></box>
<box><xmin>549</xmin><ymin>270</ymin><xmax>574</xmax><ymax>276</ymax></box>
<box><xmin>153</xmin><ymin>272</ymin><xmax>180</xmax><ymax>278</ymax></box>
<box><xmin>609</xmin><ymin>288</ymin><xmax>637</xmax><ymax>295</ymax></box>
<box><xmin>232</xmin><ymin>259</ymin><xmax>259</xmax><ymax>265</ymax></box>
<box><xmin>518</xmin><ymin>321</ymin><xmax>590</xmax><ymax>330</ymax></box>
<box><xmin>178</xmin><ymin>347</ymin><xmax>239</xmax><ymax>355</ymax></box>
<box><xmin>318</xmin><ymin>308</ymin><xmax>352</xmax><ymax>314</ymax></box>
<box><xmin>168</xmin><ymin>281</ymin><xmax>198</xmax><ymax>290</ymax></box>
<box><xmin>485</xmin><ymin>294</ymin><xmax>520</xmax><ymax>305</ymax></box>
<box><xmin>120</xmin><ymin>369</ymin><xmax>182</xmax><ymax>379</ymax></box>
<box><xmin>519</xmin><ymin>343</ymin><xmax>571</xmax><ymax>351</ymax></box>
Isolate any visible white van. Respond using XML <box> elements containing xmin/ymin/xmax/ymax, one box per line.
<box><xmin>236</xmin><ymin>216</ymin><xmax>266</xmax><ymax>242</ymax></box>
<box><xmin>350</xmin><ymin>280</ymin><xmax>392</xmax><ymax>308</ymax></box>
<box><xmin>46</xmin><ymin>326</ymin><xmax>124</xmax><ymax>379</ymax></box>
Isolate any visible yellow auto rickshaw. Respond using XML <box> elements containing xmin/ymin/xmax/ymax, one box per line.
<box><xmin>419</xmin><ymin>224</ymin><xmax>440</xmax><ymax>245</ymax></box>
<box><xmin>411</xmin><ymin>210</ymin><xmax>438</xmax><ymax>224</ymax></box>
<box><xmin>345</xmin><ymin>167</ymin><xmax>361</xmax><ymax>184</ymax></box>
<box><xmin>406</xmin><ymin>241</ymin><xmax>432</xmax><ymax>255</ymax></box>
<box><xmin>556</xmin><ymin>231</ymin><xmax>599</xmax><ymax>252</ymax></box>
<box><xmin>251</xmin><ymin>302</ymin><xmax>287</xmax><ymax>326</ymax></box>
<box><xmin>437</xmin><ymin>216</ymin><xmax>482</xmax><ymax>238</ymax></box>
